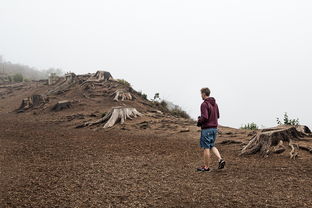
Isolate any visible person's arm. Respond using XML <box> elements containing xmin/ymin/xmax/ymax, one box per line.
<box><xmin>217</xmin><ymin>104</ymin><xmax>220</xmax><ymax>119</ymax></box>
<box><xmin>199</xmin><ymin>103</ymin><xmax>209</xmax><ymax>123</ymax></box>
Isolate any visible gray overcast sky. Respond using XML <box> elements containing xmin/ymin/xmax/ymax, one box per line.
<box><xmin>1</xmin><ymin>0</ymin><xmax>312</xmax><ymax>128</ymax></box>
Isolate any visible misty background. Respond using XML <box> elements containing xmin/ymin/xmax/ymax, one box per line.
<box><xmin>1</xmin><ymin>0</ymin><xmax>311</xmax><ymax>128</ymax></box>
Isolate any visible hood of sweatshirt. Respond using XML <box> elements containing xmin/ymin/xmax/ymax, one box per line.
<box><xmin>205</xmin><ymin>97</ymin><xmax>216</xmax><ymax>106</ymax></box>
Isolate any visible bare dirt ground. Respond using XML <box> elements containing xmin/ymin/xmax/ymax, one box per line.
<box><xmin>1</xmin><ymin>80</ymin><xmax>312</xmax><ymax>208</ymax></box>
<box><xmin>1</xmin><ymin>112</ymin><xmax>312</xmax><ymax>208</ymax></box>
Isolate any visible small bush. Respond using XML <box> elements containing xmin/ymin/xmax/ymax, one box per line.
<box><xmin>12</xmin><ymin>73</ymin><xmax>24</xmax><ymax>82</ymax></box>
<box><xmin>277</xmin><ymin>113</ymin><xmax>299</xmax><ymax>126</ymax></box>
<box><xmin>116</xmin><ymin>79</ymin><xmax>131</xmax><ymax>87</ymax></box>
<box><xmin>170</xmin><ymin>107</ymin><xmax>190</xmax><ymax>119</ymax></box>
<box><xmin>137</xmin><ymin>91</ymin><xmax>148</xmax><ymax>100</ymax></box>
<box><xmin>241</xmin><ymin>123</ymin><xmax>259</xmax><ymax>130</ymax></box>
<box><xmin>160</xmin><ymin>100</ymin><xmax>167</xmax><ymax>108</ymax></box>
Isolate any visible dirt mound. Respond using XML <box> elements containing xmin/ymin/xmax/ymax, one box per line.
<box><xmin>2</xmin><ymin>71</ymin><xmax>183</xmax><ymax>129</ymax></box>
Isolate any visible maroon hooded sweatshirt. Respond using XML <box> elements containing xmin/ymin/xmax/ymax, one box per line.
<box><xmin>198</xmin><ymin>97</ymin><xmax>220</xmax><ymax>129</ymax></box>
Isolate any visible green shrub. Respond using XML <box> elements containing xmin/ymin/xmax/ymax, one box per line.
<box><xmin>170</xmin><ymin>107</ymin><xmax>190</xmax><ymax>119</ymax></box>
<box><xmin>241</xmin><ymin>123</ymin><xmax>259</xmax><ymax>130</ymax></box>
<box><xmin>12</xmin><ymin>73</ymin><xmax>24</xmax><ymax>82</ymax></box>
<box><xmin>160</xmin><ymin>100</ymin><xmax>167</xmax><ymax>108</ymax></box>
<box><xmin>116</xmin><ymin>79</ymin><xmax>131</xmax><ymax>87</ymax></box>
<box><xmin>137</xmin><ymin>91</ymin><xmax>148</xmax><ymax>100</ymax></box>
<box><xmin>277</xmin><ymin>113</ymin><xmax>299</xmax><ymax>126</ymax></box>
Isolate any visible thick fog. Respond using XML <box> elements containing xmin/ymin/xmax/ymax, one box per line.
<box><xmin>1</xmin><ymin>0</ymin><xmax>311</xmax><ymax>128</ymax></box>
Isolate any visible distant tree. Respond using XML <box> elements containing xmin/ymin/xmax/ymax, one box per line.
<box><xmin>277</xmin><ymin>113</ymin><xmax>299</xmax><ymax>126</ymax></box>
<box><xmin>153</xmin><ymin>93</ymin><xmax>160</xmax><ymax>101</ymax></box>
<box><xmin>12</xmin><ymin>73</ymin><xmax>23</xmax><ymax>82</ymax></box>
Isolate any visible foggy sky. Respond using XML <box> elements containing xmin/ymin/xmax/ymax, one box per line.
<box><xmin>1</xmin><ymin>0</ymin><xmax>311</xmax><ymax>128</ymax></box>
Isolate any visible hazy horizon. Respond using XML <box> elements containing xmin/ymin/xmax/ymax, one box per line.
<box><xmin>1</xmin><ymin>0</ymin><xmax>311</xmax><ymax>128</ymax></box>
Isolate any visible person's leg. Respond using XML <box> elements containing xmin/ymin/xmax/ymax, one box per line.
<box><xmin>203</xmin><ymin>148</ymin><xmax>211</xmax><ymax>168</ymax></box>
<box><xmin>211</xmin><ymin>147</ymin><xmax>222</xmax><ymax>161</ymax></box>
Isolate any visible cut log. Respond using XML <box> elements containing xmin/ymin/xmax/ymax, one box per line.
<box><xmin>17</xmin><ymin>94</ymin><xmax>47</xmax><ymax>112</ymax></box>
<box><xmin>52</xmin><ymin>100</ymin><xmax>72</xmax><ymax>111</ymax></box>
<box><xmin>240</xmin><ymin>125</ymin><xmax>312</xmax><ymax>159</ymax></box>
<box><xmin>113</xmin><ymin>89</ymin><xmax>132</xmax><ymax>101</ymax></box>
<box><xmin>76</xmin><ymin>107</ymin><xmax>142</xmax><ymax>128</ymax></box>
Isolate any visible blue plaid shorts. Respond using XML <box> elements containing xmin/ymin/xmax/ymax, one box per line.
<box><xmin>200</xmin><ymin>128</ymin><xmax>218</xmax><ymax>149</ymax></box>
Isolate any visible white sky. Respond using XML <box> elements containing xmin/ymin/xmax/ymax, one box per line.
<box><xmin>1</xmin><ymin>0</ymin><xmax>312</xmax><ymax>128</ymax></box>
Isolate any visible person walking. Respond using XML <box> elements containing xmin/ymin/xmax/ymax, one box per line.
<box><xmin>196</xmin><ymin>88</ymin><xmax>225</xmax><ymax>172</ymax></box>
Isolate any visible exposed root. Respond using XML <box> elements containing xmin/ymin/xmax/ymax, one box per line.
<box><xmin>77</xmin><ymin>107</ymin><xmax>142</xmax><ymax>129</ymax></box>
<box><xmin>219</xmin><ymin>140</ymin><xmax>243</xmax><ymax>145</ymax></box>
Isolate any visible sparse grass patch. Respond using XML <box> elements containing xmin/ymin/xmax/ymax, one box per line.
<box><xmin>241</xmin><ymin>122</ymin><xmax>259</xmax><ymax>130</ymax></box>
<box><xmin>169</xmin><ymin>106</ymin><xmax>190</xmax><ymax>119</ymax></box>
<box><xmin>116</xmin><ymin>79</ymin><xmax>131</xmax><ymax>87</ymax></box>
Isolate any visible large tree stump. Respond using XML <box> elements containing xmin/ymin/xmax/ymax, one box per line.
<box><xmin>17</xmin><ymin>94</ymin><xmax>47</xmax><ymax>112</ymax></box>
<box><xmin>113</xmin><ymin>89</ymin><xmax>133</xmax><ymax>101</ymax></box>
<box><xmin>77</xmin><ymin>107</ymin><xmax>142</xmax><ymax>128</ymax></box>
<box><xmin>81</xmin><ymin>71</ymin><xmax>113</xmax><ymax>86</ymax></box>
<box><xmin>52</xmin><ymin>100</ymin><xmax>72</xmax><ymax>111</ymax></box>
<box><xmin>240</xmin><ymin>125</ymin><xmax>312</xmax><ymax>159</ymax></box>
<box><xmin>47</xmin><ymin>73</ymin><xmax>77</xmax><ymax>95</ymax></box>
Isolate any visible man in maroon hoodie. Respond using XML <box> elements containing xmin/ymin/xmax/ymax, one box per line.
<box><xmin>196</xmin><ymin>88</ymin><xmax>225</xmax><ymax>172</ymax></box>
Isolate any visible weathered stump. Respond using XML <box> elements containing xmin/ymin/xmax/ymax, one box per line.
<box><xmin>52</xmin><ymin>100</ymin><xmax>72</xmax><ymax>111</ymax></box>
<box><xmin>81</xmin><ymin>71</ymin><xmax>113</xmax><ymax>86</ymax></box>
<box><xmin>47</xmin><ymin>73</ymin><xmax>77</xmax><ymax>95</ymax></box>
<box><xmin>240</xmin><ymin>125</ymin><xmax>311</xmax><ymax>159</ymax></box>
<box><xmin>17</xmin><ymin>94</ymin><xmax>47</xmax><ymax>112</ymax></box>
<box><xmin>113</xmin><ymin>89</ymin><xmax>132</xmax><ymax>101</ymax></box>
<box><xmin>77</xmin><ymin>107</ymin><xmax>142</xmax><ymax>128</ymax></box>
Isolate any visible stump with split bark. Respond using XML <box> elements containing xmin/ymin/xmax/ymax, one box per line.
<box><xmin>113</xmin><ymin>89</ymin><xmax>133</xmax><ymax>101</ymax></box>
<box><xmin>77</xmin><ymin>107</ymin><xmax>142</xmax><ymax>128</ymax></box>
<box><xmin>240</xmin><ymin>125</ymin><xmax>312</xmax><ymax>159</ymax></box>
<box><xmin>52</xmin><ymin>100</ymin><xmax>72</xmax><ymax>111</ymax></box>
<box><xmin>48</xmin><ymin>73</ymin><xmax>77</xmax><ymax>95</ymax></box>
<box><xmin>81</xmin><ymin>71</ymin><xmax>113</xmax><ymax>86</ymax></box>
<box><xmin>17</xmin><ymin>94</ymin><xmax>47</xmax><ymax>112</ymax></box>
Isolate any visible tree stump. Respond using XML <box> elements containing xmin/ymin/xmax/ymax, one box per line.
<box><xmin>113</xmin><ymin>89</ymin><xmax>132</xmax><ymax>101</ymax></box>
<box><xmin>17</xmin><ymin>94</ymin><xmax>47</xmax><ymax>112</ymax></box>
<box><xmin>77</xmin><ymin>107</ymin><xmax>142</xmax><ymax>128</ymax></box>
<box><xmin>81</xmin><ymin>71</ymin><xmax>113</xmax><ymax>86</ymax></box>
<box><xmin>47</xmin><ymin>73</ymin><xmax>77</xmax><ymax>95</ymax></box>
<box><xmin>240</xmin><ymin>125</ymin><xmax>312</xmax><ymax>159</ymax></box>
<box><xmin>52</xmin><ymin>100</ymin><xmax>72</xmax><ymax>111</ymax></box>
